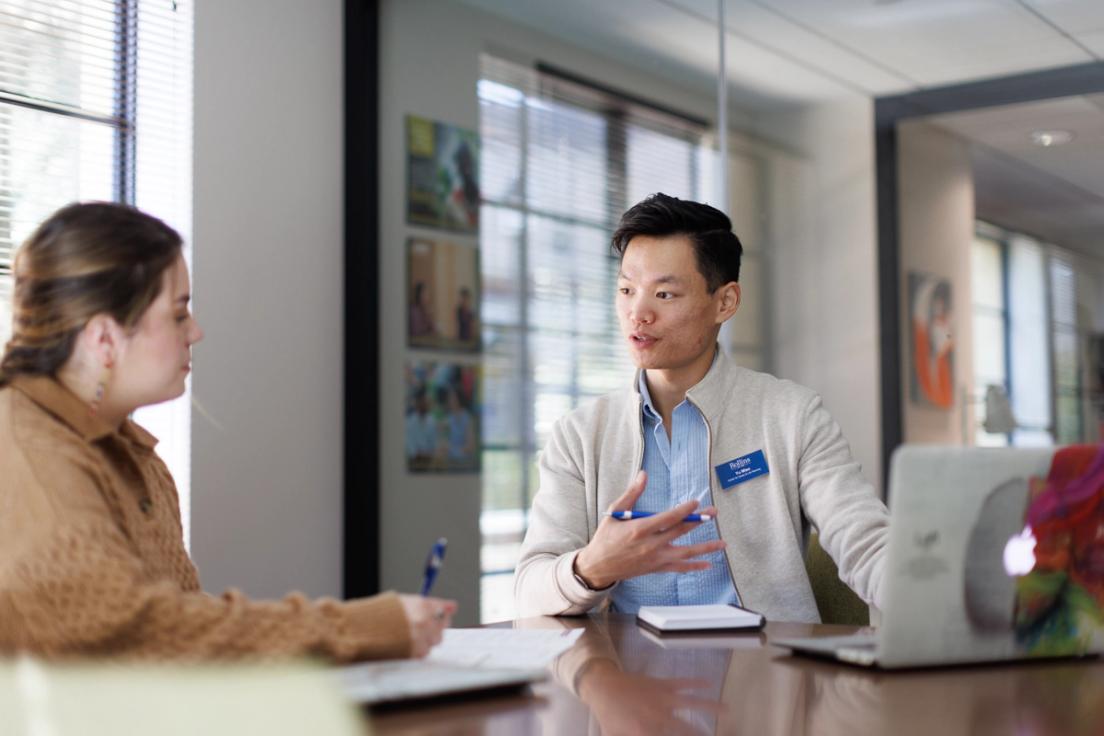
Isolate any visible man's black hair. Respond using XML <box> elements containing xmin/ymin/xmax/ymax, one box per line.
<box><xmin>611</xmin><ymin>193</ymin><xmax>743</xmax><ymax>291</ymax></box>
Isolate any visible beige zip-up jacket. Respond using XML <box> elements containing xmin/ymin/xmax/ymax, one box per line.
<box><xmin>515</xmin><ymin>349</ymin><xmax>889</xmax><ymax>623</ymax></box>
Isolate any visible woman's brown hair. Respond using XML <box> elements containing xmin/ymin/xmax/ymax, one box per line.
<box><xmin>0</xmin><ymin>202</ymin><xmax>183</xmax><ymax>386</ymax></box>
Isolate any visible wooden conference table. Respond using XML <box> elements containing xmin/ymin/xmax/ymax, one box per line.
<box><xmin>371</xmin><ymin>613</ymin><xmax>1104</xmax><ymax>736</ymax></box>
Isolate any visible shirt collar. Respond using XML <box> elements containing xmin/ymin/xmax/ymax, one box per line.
<box><xmin>635</xmin><ymin>346</ymin><xmax>722</xmax><ymax>417</ymax></box>
<box><xmin>10</xmin><ymin>374</ymin><xmax>159</xmax><ymax>449</ymax></box>
<box><xmin>637</xmin><ymin>370</ymin><xmax>660</xmax><ymax>420</ymax></box>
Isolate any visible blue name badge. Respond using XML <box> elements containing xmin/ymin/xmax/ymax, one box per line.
<box><xmin>715</xmin><ymin>450</ymin><xmax>770</xmax><ymax>490</ymax></box>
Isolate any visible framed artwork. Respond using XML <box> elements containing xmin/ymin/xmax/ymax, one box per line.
<box><xmin>909</xmin><ymin>271</ymin><xmax>954</xmax><ymax>409</ymax></box>
<box><xmin>407</xmin><ymin>237</ymin><xmax>480</xmax><ymax>352</ymax></box>
<box><xmin>406</xmin><ymin>115</ymin><xmax>480</xmax><ymax>233</ymax></box>
<box><xmin>405</xmin><ymin>360</ymin><xmax>481</xmax><ymax>473</ymax></box>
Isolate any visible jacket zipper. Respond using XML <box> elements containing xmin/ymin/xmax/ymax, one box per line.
<box><xmin>685</xmin><ymin>394</ymin><xmax>742</xmax><ymax>605</ymax></box>
<box><xmin>633</xmin><ymin>394</ymin><xmax>646</xmax><ymax>496</ymax></box>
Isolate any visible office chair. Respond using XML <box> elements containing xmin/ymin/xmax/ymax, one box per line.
<box><xmin>804</xmin><ymin>532</ymin><xmax>870</xmax><ymax>626</ymax></box>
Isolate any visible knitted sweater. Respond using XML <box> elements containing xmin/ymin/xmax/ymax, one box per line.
<box><xmin>0</xmin><ymin>376</ymin><xmax>409</xmax><ymax>661</ymax></box>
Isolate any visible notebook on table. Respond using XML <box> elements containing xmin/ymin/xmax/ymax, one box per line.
<box><xmin>338</xmin><ymin>628</ymin><xmax>582</xmax><ymax>705</ymax></box>
<box><xmin>637</xmin><ymin>604</ymin><xmax>765</xmax><ymax>634</ymax></box>
<box><xmin>338</xmin><ymin>659</ymin><xmax>544</xmax><ymax>706</ymax></box>
<box><xmin>773</xmin><ymin>445</ymin><xmax>1104</xmax><ymax>669</ymax></box>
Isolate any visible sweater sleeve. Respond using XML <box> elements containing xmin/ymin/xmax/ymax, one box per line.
<box><xmin>0</xmin><ymin>515</ymin><xmax>411</xmax><ymax>662</ymax></box>
<box><xmin>514</xmin><ymin>417</ymin><xmax>611</xmax><ymax>617</ymax></box>
<box><xmin>796</xmin><ymin>394</ymin><xmax>890</xmax><ymax>609</ymax></box>
<box><xmin>0</xmin><ymin>451</ymin><xmax>411</xmax><ymax>662</ymax></box>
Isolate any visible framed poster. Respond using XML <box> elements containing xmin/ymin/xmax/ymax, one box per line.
<box><xmin>405</xmin><ymin>360</ymin><xmax>481</xmax><ymax>473</ymax></box>
<box><xmin>406</xmin><ymin>115</ymin><xmax>480</xmax><ymax>233</ymax></box>
<box><xmin>407</xmin><ymin>237</ymin><xmax>480</xmax><ymax>352</ymax></box>
<box><xmin>909</xmin><ymin>271</ymin><xmax>954</xmax><ymax>409</ymax></box>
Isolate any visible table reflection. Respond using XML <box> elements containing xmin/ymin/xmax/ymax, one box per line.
<box><xmin>536</xmin><ymin>615</ymin><xmax>1104</xmax><ymax>736</ymax></box>
<box><xmin>371</xmin><ymin>615</ymin><xmax>1104</xmax><ymax>736</ymax></box>
<box><xmin>794</xmin><ymin>654</ymin><xmax>1104</xmax><ymax>736</ymax></box>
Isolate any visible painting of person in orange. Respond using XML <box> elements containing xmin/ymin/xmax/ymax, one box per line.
<box><xmin>909</xmin><ymin>274</ymin><xmax>954</xmax><ymax>409</ymax></box>
<box><xmin>1014</xmin><ymin>445</ymin><xmax>1104</xmax><ymax>655</ymax></box>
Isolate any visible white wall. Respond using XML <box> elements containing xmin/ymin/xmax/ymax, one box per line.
<box><xmin>190</xmin><ymin>0</ymin><xmax>345</xmax><ymax>599</ymax></box>
<box><xmin>753</xmin><ymin>97</ymin><xmax>884</xmax><ymax>492</ymax></box>
<box><xmin>897</xmin><ymin>121</ymin><xmax>975</xmax><ymax>446</ymax></box>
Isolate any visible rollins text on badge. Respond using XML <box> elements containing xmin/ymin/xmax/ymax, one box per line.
<box><xmin>715</xmin><ymin>449</ymin><xmax>769</xmax><ymax>489</ymax></box>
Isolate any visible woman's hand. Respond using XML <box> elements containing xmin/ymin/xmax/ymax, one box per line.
<box><xmin>398</xmin><ymin>595</ymin><xmax>457</xmax><ymax>657</ymax></box>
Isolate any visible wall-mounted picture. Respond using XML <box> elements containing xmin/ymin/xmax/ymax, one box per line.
<box><xmin>909</xmin><ymin>271</ymin><xmax>954</xmax><ymax>409</ymax></box>
<box><xmin>405</xmin><ymin>361</ymin><xmax>481</xmax><ymax>473</ymax></box>
<box><xmin>407</xmin><ymin>237</ymin><xmax>480</xmax><ymax>352</ymax></box>
<box><xmin>406</xmin><ymin>115</ymin><xmax>480</xmax><ymax>233</ymax></box>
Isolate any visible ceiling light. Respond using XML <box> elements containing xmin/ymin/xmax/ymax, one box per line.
<box><xmin>1030</xmin><ymin>129</ymin><xmax>1074</xmax><ymax>147</ymax></box>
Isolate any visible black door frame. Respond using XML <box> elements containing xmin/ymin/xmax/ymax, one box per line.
<box><xmin>344</xmin><ymin>0</ymin><xmax>380</xmax><ymax>598</ymax></box>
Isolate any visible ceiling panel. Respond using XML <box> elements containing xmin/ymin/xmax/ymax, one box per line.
<box><xmin>763</xmin><ymin>0</ymin><xmax>1093</xmax><ymax>82</ymax></box>
<box><xmin>907</xmin><ymin>37</ymin><xmax>1091</xmax><ymax>86</ymax></box>
<box><xmin>667</xmin><ymin>0</ymin><xmax>917</xmax><ymax>95</ymax></box>
<box><xmin>453</xmin><ymin>0</ymin><xmax>1104</xmax><ymax>108</ymax></box>
<box><xmin>1022</xmin><ymin>0</ymin><xmax>1104</xmax><ymax>35</ymax></box>
<box><xmin>456</xmin><ymin>0</ymin><xmax>697</xmax><ymax>83</ymax></box>
<box><xmin>457</xmin><ymin>0</ymin><xmax>872</xmax><ymax>108</ymax></box>
<box><xmin>1079</xmin><ymin>29</ymin><xmax>1104</xmax><ymax>57</ymax></box>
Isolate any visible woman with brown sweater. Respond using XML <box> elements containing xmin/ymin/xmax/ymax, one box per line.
<box><xmin>0</xmin><ymin>202</ymin><xmax>455</xmax><ymax>661</ymax></box>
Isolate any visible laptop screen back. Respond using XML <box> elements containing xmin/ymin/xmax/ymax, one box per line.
<box><xmin>879</xmin><ymin>445</ymin><xmax>1104</xmax><ymax>667</ymax></box>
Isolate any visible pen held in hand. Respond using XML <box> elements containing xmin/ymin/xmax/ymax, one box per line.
<box><xmin>420</xmin><ymin>537</ymin><xmax>448</xmax><ymax>596</ymax></box>
<box><xmin>606</xmin><ymin>510</ymin><xmax>714</xmax><ymax>522</ymax></box>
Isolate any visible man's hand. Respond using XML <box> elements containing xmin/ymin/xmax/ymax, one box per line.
<box><xmin>573</xmin><ymin>470</ymin><xmax>724</xmax><ymax>590</ymax></box>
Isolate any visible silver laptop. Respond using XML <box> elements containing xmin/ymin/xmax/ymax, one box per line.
<box><xmin>775</xmin><ymin>445</ymin><xmax>1104</xmax><ymax>668</ymax></box>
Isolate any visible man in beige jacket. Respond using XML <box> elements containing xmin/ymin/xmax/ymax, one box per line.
<box><xmin>515</xmin><ymin>193</ymin><xmax>889</xmax><ymax>622</ymax></box>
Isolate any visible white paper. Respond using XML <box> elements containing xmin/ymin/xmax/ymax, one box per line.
<box><xmin>427</xmin><ymin>628</ymin><xmax>584</xmax><ymax>670</ymax></box>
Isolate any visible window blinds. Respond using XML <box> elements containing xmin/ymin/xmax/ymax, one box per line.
<box><xmin>478</xmin><ymin>53</ymin><xmax>717</xmax><ymax>561</ymax></box>
<box><xmin>479</xmin><ymin>53</ymin><xmax>715</xmax><ymax>465</ymax></box>
<box><xmin>0</xmin><ymin>0</ymin><xmax>121</xmax><ymax>282</ymax></box>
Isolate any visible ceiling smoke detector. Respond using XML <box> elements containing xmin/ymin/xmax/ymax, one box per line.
<box><xmin>1029</xmin><ymin>129</ymin><xmax>1074</xmax><ymax>147</ymax></box>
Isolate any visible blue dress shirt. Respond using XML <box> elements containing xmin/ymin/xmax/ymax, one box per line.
<box><xmin>610</xmin><ymin>372</ymin><xmax>740</xmax><ymax>613</ymax></box>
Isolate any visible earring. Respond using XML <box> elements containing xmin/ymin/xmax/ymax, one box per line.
<box><xmin>89</xmin><ymin>359</ymin><xmax>114</xmax><ymax>416</ymax></box>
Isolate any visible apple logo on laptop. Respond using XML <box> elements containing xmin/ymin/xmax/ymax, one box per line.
<box><xmin>1002</xmin><ymin>526</ymin><xmax>1036</xmax><ymax>577</ymax></box>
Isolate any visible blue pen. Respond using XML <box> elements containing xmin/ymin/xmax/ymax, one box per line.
<box><xmin>606</xmin><ymin>510</ymin><xmax>714</xmax><ymax>522</ymax></box>
<box><xmin>420</xmin><ymin>537</ymin><xmax>448</xmax><ymax>596</ymax></box>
